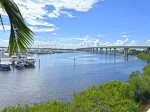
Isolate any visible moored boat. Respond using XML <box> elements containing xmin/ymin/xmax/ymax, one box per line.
<box><xmin>25</xmin><ymin>57</ymin><xmax>36</xmax><ymax>67</ymax></box>
<box><xmin>10</xmin><ymin>56</ymin><xmax>17</xmax><ymax>65</ymax></box>
<box><xmin>14</xmin><ymin>57</ymin><xmax>25</xmax><ymax>69</ymax></box>
<box><xmin>0</xmin><ymin>62</ymin><xmax>11</xmax><ymax>71</ymax></box>
<box><xmin>10</xmin><ymin>53</ymin><xmax>36</xmax><ymax>68</ymax></box>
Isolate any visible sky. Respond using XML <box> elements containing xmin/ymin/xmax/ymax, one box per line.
<box><xmin>0</xmin><ymin>0</ymin><xmax>150</xmax><ymax>48</ymax></box>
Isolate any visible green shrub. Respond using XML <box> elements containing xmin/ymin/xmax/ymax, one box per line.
<box><xmin>2</xmin><ymin>101</ymin><xmax>69</xmax><ymax>112</ymax></box>
<box><xmin>138</xmin><ymin>53</ymin><xmax>150</xmax><ymax>63</ymax></box>
<box><xmin>143</xmin><ymin>63</ymin><xmax>150</xmax><ymax>76</ymax></box>
<box><xmin>70</xmin><ymin>81</ymin><xmax>139</xmax><ymax>112</ymax></box>
<box><xmin>129</xmin><ymin>54</ymin><xmax>150</xmax><ymax>103</ymax></box>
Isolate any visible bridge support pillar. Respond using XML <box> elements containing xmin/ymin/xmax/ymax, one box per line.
<box><xmin>114</xmin><ymin>48</ymin><xmax>116</xmax><ymax>55</ymax></box>
<box><xmin>88</xmin><ymin>48</ymin><xmax>91</xmax><ymax>52</ymax></box>
<box><xmin>86</xmin><ymin>48</ymin><xmax>88</xmax><ymax>52</ymax></box>
<box><xmin>109</xmin><ymin>48</ymin><xmax>112</xmax><ymax>55</ymax></box>
<box><xmin>100</xmin><ymin>48</ymin><xmax>103</xmax><ymax>54</ymax></box>
<box><xmin>92</xmin><ymin>48</ymin><xmax>95</xmax><ymax>52</ymax></box>
<box><xmin>106</xmin><ymin>48</ymin><xmax>108</xmax><ymax>54</ymax></box>
<box><xmin>96</xmin><ymin>48</ymin><xmax>98</xmax><ymax>53</ymax></box>
<box><xmin>85</xmin><ymin>48</ymin><xmax>87</xmax><ymax>52</ymax></box>
<box><xmin>91</xmin><ymin>48</ymin><xmax>94</xmax><ymax>52</ymax></box>
<box><xmin>124</xmin><ymin>48</ymin><xmax>129</xmax><ymax>55</ymax></box>
<box><xmin>89</xmin><ymin>48</ymin><xmax>92</xmax><ymax>52</ymax></box>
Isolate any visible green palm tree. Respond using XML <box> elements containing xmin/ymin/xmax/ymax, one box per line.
<box><xmin>0</xmin><ymin>0</ymin><xmax>34</xmax><ymax>56</ymax></box>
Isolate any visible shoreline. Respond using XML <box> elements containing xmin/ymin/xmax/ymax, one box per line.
<box><xmin>0</xmin><ymin>53</ymin><xmax>150</xmax><ymax>112</ymax></box>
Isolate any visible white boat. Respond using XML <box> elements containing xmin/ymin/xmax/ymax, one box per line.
<box><xmin>15</xmin><ymin>59</ymin><xmax>25</xmax><ymax>69</ymax></box>
<box><xmin>10</xmin><ymin>56</ymin><xmax>17</xmax><ymax>64</ymax></box>
<box><xmin>14</xmin><ymin>54</ymin><xmax>26</xmax><ymax>69</ymax></box>
<box><xmin>10</xmin><ymin>53</ymin><xmax>35</xmax><ymax>68</ymax></box>
<box><xmin>0</xmin><ymin>50</ymin><xmax>11</xmax><ymax>71</ymax></box>
<box><xmin>0</xmin><ymin>62</ymin><xmax>11</xmax><ymax>71</ymax></box>
<box><xmin>25</xmin><ymin>57</ymin><xmax>36</xmax><ymax>67</ymax></box>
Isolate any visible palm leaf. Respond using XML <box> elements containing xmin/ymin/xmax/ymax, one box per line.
<box><xmin>0</xmin><ymin>14</ymin><xmax>5</xmax><ymax>30</ymax></box>
<box><xmin>0</xmin><ymin>0</ymin><xmax>34</xmax><ymax>56</ymax></box>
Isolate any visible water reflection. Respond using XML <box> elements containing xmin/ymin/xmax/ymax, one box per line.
<box><xmin>0</xmin><ymin>52</ymin><xmax>147</xmax><ymax>109</ymax></box>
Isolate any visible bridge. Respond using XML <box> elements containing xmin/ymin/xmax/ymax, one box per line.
<box><xmin>77</xmin><ymin>46</ymin><xmax>150</xmax><ymax>55</ymax></box>
<box><xmin>0</xmin><ymin>46</ymin><xmax>150</xmax><ymax>55</ymax></box>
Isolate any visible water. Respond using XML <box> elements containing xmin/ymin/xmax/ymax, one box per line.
<box><xmin>0</xmin><ymin>52</ymin><xmax>147</xmax><ymax>109</ymax></box>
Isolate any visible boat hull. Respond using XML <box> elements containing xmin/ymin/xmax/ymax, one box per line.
<box><xmin>0</xmin><ymin>64</ymin><xmax>11</xmax><ymax>71</ymax></box>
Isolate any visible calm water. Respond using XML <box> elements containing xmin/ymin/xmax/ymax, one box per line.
<box><xmin>0</xmin><ymin>52</ymin><xmax>147</xmax><ymax>109</ymax></box>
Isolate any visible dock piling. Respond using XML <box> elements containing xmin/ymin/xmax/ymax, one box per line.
<box><xmin>39</xmin><ymin>59</ymin><xmax>40</xmax><ymax>69</ymax></box>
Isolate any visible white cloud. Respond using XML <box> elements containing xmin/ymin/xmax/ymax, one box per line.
<box><xmin>0</xmin><ymin>25</ymin><xmax>56</xmax><ymax>32</ymax></box>
<box><xmin>0</xmin><ymin>8</ymin><xmax>7</xmax><ymax>16</ymax></box>
<box><xmin>122</xmin><ymin>35</ymin><xmax>129</xmax><ymax>38</ymax></box>
<box><xmin>80</xmin><ymin>35</ymin><xmax>93</xmax><ymax>47</ymax></box>
<box><xmin>52</xmin><ymin>32</ymin><xmax>57</xmax><ymax>35</ymax></box>
<box><xmin>146</xmin><ymin>40</ymin><xmax>150</xmax><ymax>45</ymax></box>
<box><xmin>68</xmin><ymin>37</ymin><xmax>84</xmax><ymax>41</ymax></box>
<box><xmin>0</xmin><ymin>36</ymin><xmax>145</xmax><ymax>49</ymax></box>
<box><xmin>79</xmin><ymin>36</ymin><xmax>131</xmax><ymax>47</ymax></box>
<box><xmin>79</xmin><ymin>35</ymin><xmax>103</xmax><ymax>47</ymax></box>
<box><xmin>97</xmin><ymin>34</ymin><xmax>105</xmax><ymax>37</ymax></box>
<box><xmin>60</xmin><ymin>11</ymin><xmax>75</xmax><ymax>18</ymax></box>
<box><xmin>29</xmin><ymin>26</ymin><xmax>56</xmax><ymax>32</ymax></box>
<box><xmin>114</xmin><ymin>38</ymin><xmax>129</xmax><ymax>46</ymax></box>
<box><xmin>129</xmin><ymin>40</ymin><xmax>137</xmax><ymax>46</ymax></box>
<box><xmin>44</xmin><ymin>0</ymin><xmax>101</xmax><ymax>12</ymax></box>
<box><xmin>120</xmin><ymin>32</ymin><xmax>129</xmax><ymax>35</ymax></box>
<box><xmin>0</xmin><ymin>0</ymin><xmax>102</xmax><ymax>32</ymax></box>
<box><xmin>102</xmin><ymin>42</ymin><xmax>112</xmax><ymax>46</ymax></box>
<box><xmin>94</xmin><ymin>39</ymin><xmax>101</xmax><ymax>46</ymax></box>
<box><xmin>26</xmin><ymin>19</ymin><xmax>55</xmax><ymax>27</ymax></box>
<box><xmin>0</xmin><ymin>25</ymin><xmax>10</xmax><ymax>30</ymax></box>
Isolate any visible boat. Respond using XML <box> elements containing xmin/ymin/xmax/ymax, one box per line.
<box><xmin>10</xmin><ymin>53</ymin><xmax>36</xmax><ymax>68</ymax></box>
<box><xmin>0</xmin><ymin>57</ymin><xmax>11</xmax><ymax>71</ymax></box>
<box><xmin>14</xmin><ymin>54</ymin><xmax>26</xmax><ymax>69</ymax></box>
<box><xmin>10</xmin><ymin>56</ymin><xmax>17</xmax><ymax>65</ymax></box>
<box><xmin>15</xmin><ymin>59</ymin><xmax>25</xmax><ymax>69</ymax></box>
<box><xmin>0</xmin><ymin>62</ymin><xmax>11</xmax><ymax>71</ymax></box>
<box><xmin>25</xmin><ymin>57</ymin><xmax>36</xmax><ymax>67</ymax></box>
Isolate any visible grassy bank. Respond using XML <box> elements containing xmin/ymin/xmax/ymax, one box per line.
<box><xmin>1</xmin><ymin>53</ymin><xmax>150</xmax><ymax>112</ymax></box>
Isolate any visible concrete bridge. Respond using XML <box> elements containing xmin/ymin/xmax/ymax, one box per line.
<box><xmin>0</xmin><ymin>46</ymin><xmax>150</xmax><ymax>55</ymax></box>
<box><xmin>77</xmin><ymin>46</ymin><xmax>150</xmax><ymax>55</ymax></box>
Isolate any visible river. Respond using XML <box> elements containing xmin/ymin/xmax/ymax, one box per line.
<box><xmin>0</xmin><ymin>52</ymin><xmax>147</xmax><ymax>109</ymax></box>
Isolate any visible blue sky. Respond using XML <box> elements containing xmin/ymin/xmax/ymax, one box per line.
<box><xmin>0</xmin><ymin>0</ymin><xmax>150</xmax><ymax>48</ymax></box>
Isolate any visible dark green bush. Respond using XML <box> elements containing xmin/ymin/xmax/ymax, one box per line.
<box><xmin>2</xmin><ymin>101</ymin><xmax>69</xmax><ymax>112</ymax></box>
<box><xmin>129</xmin><ymin>53</ymin><xmax>150</xmax><ymax>103</ymax></box>
<box><xmin>70</xmin><ymin>81</ymin><xmax>139</xmax><ymax>112</ymax></box>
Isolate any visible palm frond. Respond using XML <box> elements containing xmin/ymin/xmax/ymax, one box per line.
<box><xmin>0</xmin><ymin>0</ymin><xmax>34</xmax><ymax>56</ymax></box>
<box><xmin>0</xmin><ymin>14</ymin><xmax>5</xmax><ymax>30</ymax></box>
